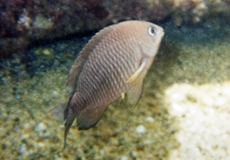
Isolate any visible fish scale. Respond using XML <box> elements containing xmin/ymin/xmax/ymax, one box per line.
<box><xmin>53</xmin><ymin>20</ymin><xmax>164</xmax><ymax>145</ymax></box>
<box><xmin>99</xmin><ymin>54</ymin><xmax>129</xmax><ymax>95</ymax></box>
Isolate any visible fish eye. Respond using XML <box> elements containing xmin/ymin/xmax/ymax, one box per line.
<box><xmin>148</xmin><ymin>26</ymin><xmax>155</xmax><ymax>36</ymax></box>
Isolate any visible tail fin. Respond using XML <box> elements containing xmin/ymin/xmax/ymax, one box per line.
<box><xmin>51</xmin><ymin>103</ymin><xmax>67</xmax><ymax>123</ymax></box>
<box><xmin>63</xmin><ymin>107</ymin><xmax>75</xmax><ymax>148</ymax></box>
<box><xmin>51</xmin><ymin>103</ymin><xmax>75</xmax><ymax>148</ymax></box>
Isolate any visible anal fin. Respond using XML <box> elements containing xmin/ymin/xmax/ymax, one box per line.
<box><xmin>77</xmin><ymin>105</ymin><xmax>108</xmax><ymax>130</ymax></box>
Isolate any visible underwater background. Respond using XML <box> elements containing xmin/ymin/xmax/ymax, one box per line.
<box><xmin>1</xmin><ymin>0</ymin><xmax>230</xmax><ymax>159</ymax></box>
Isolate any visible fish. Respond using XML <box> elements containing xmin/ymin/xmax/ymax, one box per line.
<box><xmin>53</xmin><ymin>20</ymin><xmax>164</xmax><ymax>144</ymax></box>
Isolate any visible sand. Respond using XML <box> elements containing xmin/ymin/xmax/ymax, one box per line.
<box><xmin>0</xmin><ymin>18</ymin><xmax>230</xmax><ymax>159</ymax></box>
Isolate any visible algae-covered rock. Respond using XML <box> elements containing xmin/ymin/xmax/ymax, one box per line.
<box><xmin>0</xmin><ymin>0</ymin><xmax>230</xmax><ymax>57</ymax></box>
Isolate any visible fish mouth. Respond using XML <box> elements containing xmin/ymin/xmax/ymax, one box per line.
<box><xmin>160</xmin><ymin>28</ymin><xmax>165</xmax><ymax>37</ymax></box>
<box><xmin>155</xmin><ymin>26</ymin><xmax>164</xmax><ymax>38</ymax></box>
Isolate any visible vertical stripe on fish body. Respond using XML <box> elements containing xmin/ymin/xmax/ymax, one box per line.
<box><xmin>54</xmin><ymin>20</ymin><xmax>164</xmax><ymax>142</ymax></box>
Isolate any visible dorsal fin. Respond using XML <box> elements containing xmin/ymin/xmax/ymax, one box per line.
<box><xmin>67</xmin><ymin>25</ymin><xmax>115</xmax><ymax>94</ymax></box>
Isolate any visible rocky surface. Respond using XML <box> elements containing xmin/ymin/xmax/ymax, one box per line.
<box><xmin>0</xmin><ymin>16</ymin><xmax>230</xmax><ymax>159</ymax></box>
<box><xmin>166</xmin><ymin>83</ymin><xmax>230</xmax><ymax>159</ymax></box>
<box><xmin>1</xmin><ymin>0</ymin><xmax>230</xmax><ymax>57</ymax></box>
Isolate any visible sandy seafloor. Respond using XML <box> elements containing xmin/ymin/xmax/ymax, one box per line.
<box><xmin>1</xmin><ymin>18</ymin><xmax>230</xmax><ymax>160</ymax></box>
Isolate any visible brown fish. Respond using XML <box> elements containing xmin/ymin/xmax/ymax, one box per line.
<box><xmin>53</xmin><ymin>20</ymin><xmax>164</xmax><ymax>143</ymax></box>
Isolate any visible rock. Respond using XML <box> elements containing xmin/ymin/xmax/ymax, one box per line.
<box><xmin>166</xmin><ymin>82</ymin><xmax>230</xmax><ymax>159</ymax></box>
<box><xmin>120</xmin><ymin>156</ymin><xmax>129</xmax><ymax>160</ymax></box>
<box><xmin>20</xmin><ymin>144</ymin><xmax>26</xmax><ymax>154</ymax></box>
<box><xmin>136</xmin><ymin>125</ymin><xmax>146</xmax><ymax>134</ymax></box>
<box><xmin>130</xmin><ymin>151</ymin><xmax>138</xmax><ymax>159</ymax></box>
<box><xmin>1</xmin><ymin>0</ymin><xmax>229</xmax><ymax>57</ymax></box>
<box><xmin>34</xmin><ymin>122</ymin><xmax>47</xmax><ymax>133</ymax></box>
<box><xmin>145</xmin><ymin>117</ymin><xmax>155</xmax><ymax>123</ymax></box>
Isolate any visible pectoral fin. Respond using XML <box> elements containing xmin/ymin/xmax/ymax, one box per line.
<box><xmin>126</xmin><ymin>59</ymin><xmax>146</xmax><ymax>84</ymax></box>
<box><xmin>127</xmin><ymin>81</ymin><xmax>143</xmax><ymax>106</ymax></box>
